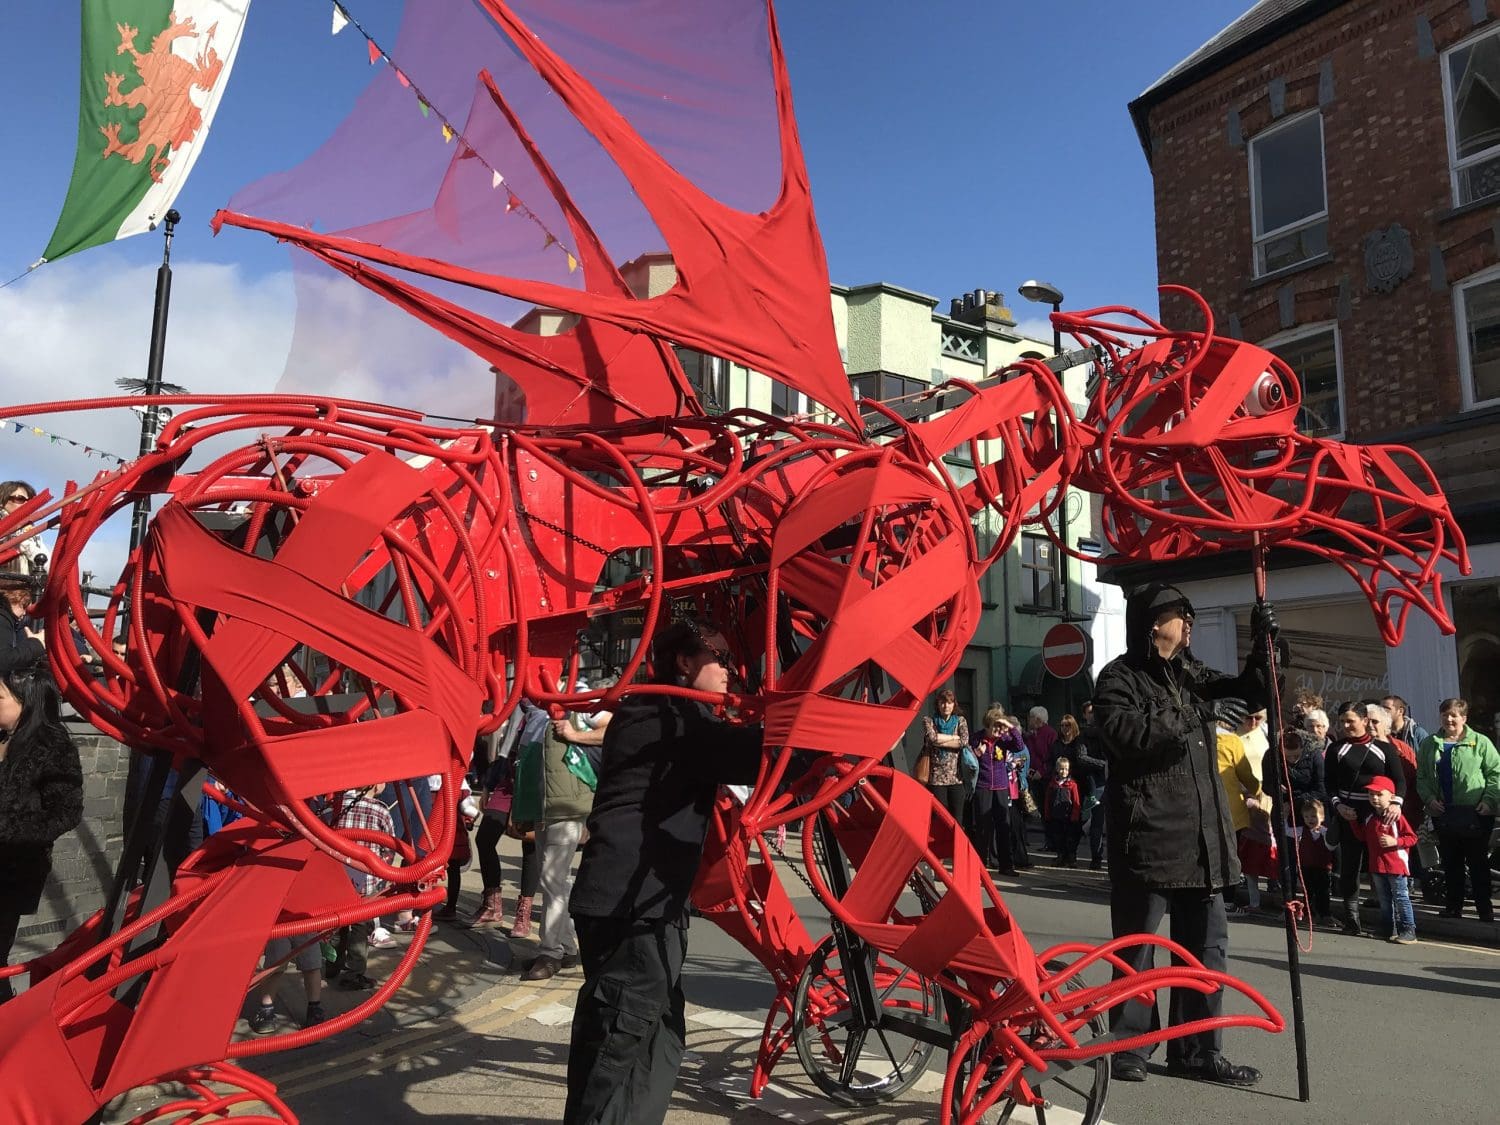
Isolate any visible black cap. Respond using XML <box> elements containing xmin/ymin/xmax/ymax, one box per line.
<box><xmin>1124</xmin><ymin>582</ymin><xmax>1195</xmax><ymax>657</ymax></box>
<box><xmin>1142</xmin><ymin>584</ymin><xmax>1193</xmax><ymax>617</ymax></box>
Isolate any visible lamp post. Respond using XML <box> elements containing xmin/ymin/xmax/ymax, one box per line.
<box><xmin>1019</xmin><ymin>279</ymin><xmax>1072</xmax><ymax>624</ymax></box>
<box><xmin>127</xmin><ymin>209</ymin><xmax>182</xmax><ymax>558</ymax></box>
<box><xmin>1018</xmin><ymin>279</ymin><xmax>1064</xmax><ymax>356</ymax></box>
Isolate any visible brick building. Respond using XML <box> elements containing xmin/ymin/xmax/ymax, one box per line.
<box><xmin>1126</xmin><ymin>0</ymin><xmax>1500</xmax><ymax>731</ymax></box>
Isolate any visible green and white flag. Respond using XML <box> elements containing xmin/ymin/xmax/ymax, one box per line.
<box><xmin>40</xmin><ymin>1</ymin><xmax>252</xmax><ymax>264</ymax></box>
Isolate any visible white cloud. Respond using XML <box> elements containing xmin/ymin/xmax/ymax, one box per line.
<box><xmin>0</xmin><ymin>252</ymin><xmax>495</xmax><ymax>589</ymax></box>
<box><xmin>0</xmin><ymin>253</ymin><xmax>296</xmax><ymax>585</ymax></box>
<box><xmin>1012</xmin><ymin>315</ymin><xmax>1055</xmax><ymax>351</ymax></box>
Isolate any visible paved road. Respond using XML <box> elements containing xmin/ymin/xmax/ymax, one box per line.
<box><xmin>216</xmin><ymin>848</ymin><xmax>1500</xmax><ymax>1125</ymax></box>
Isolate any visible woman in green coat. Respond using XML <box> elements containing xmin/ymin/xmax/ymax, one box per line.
<box><xmin>1416</xmin><ymin>698</ymin><xmax>1500</xmax><ymax>922</ymax></box>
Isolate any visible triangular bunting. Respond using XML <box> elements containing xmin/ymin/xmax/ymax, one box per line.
<box><xmin>367</xmin><ymin>39</ymin><xmax>381</xmax><ymax>65</ymax></box>
<box><xmin>566</xmin><ymin>251</ymin><xmax>578</xmax><ymax>273</ymax></box>
<box><xmin>331</xmin><ymin>4</ymin><xmax>349</xmax><ymax>35</ymax></box>
<box><xmin>441</xmin><ymin>123</ymin><xmax>455</xmax><ymax>143</ymax></box>
<box><xmin>395</xmin><ymin>68</ymin><xmax>411</xmax><ymax>89</ymax></box>
<box><xmin>491</xmin><ymin>169</ymin><xmax>504</xmax><ymax>189</ymax></box>
<box><xmin>417</xmin><ymin>99</ymin><xmax>430</xmax><ymax>118</ymax></box>
<box><xmin>505</xmin><ymin>193</ymin><xmax>519</xmax><ymax>212</ymax></box>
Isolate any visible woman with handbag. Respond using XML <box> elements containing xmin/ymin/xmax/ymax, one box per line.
<box><xmin>916</xmin><ymin>689</ymin><xmax>969</xmax><ymax>826</ymax></box>
<box><xmin>1417</xmin><ymin>698</ymin><xmax>1500</xmax><ymax>922</ymax></box>
<box><xmin>463</xmin><ymin>711</ymin><xmax>545</xmax><ymax>935</ymax></box>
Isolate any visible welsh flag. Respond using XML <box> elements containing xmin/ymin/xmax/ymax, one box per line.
<box><xmin>41</xmin><ymin>1</ymin><xmax>252</xmax><ymax>263</ymax></box>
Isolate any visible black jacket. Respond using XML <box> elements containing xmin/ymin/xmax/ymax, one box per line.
<box><xmin>570</xmin><ymin>695</ymin><xmax>762</xmax><ymax>922</ymax></box>
<box><xmin>1094</xmin><ymin>585</ymin><xmax>1271</xmax><ymax>891</ymax></box>
<box><xmin>0</xmin><ymin>720</ymin><xmax>82</xmax><ymax>848</ymax></box>
<box><xmin>1063</xmin><ymin>736</ymin><xmax>1108</xmax><ymax>800</ymax></box>
<box><xmin>1</xmin><ymin>604</ymin><xmax>34</xmax><ymax>654</ymax></box>
<box><xmin>1262</xmin><ymin>731</ymin><xmax>1326</xmax><ymax>813</ymax></box>
<box><xmin>1325</xmin><ymin>735</ymin><xmax>1405</xmax><ymax>818</ymax></box>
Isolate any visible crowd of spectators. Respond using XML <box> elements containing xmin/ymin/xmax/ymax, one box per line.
<box><xmin>913</xmin><ymin>694</ymin><xmax>1107</xmax><ymax>876</ymax></box>
<box><xmin>1214</xmin><ymin>688</ymin><xmax>1499</xmax><ymax>937</ymax></box>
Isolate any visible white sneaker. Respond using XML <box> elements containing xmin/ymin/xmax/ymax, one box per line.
<box><xmin>369</xmin><ymin>926</ymin><xmax>396</xmax><ymax>949</ymax></box>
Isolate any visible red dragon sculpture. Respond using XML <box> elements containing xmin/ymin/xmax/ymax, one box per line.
<box><xmin>0</xmin><ymin>2</ymin><xmax>1468</xmax><ymax>1122</ymax></box>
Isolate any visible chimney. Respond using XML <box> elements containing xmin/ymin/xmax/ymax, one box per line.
<box><xmin>947</xmin><ymin>288</ymin><xmax>1015</xmax><ymax>327</ymax></box>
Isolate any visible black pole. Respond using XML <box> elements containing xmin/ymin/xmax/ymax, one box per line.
<box><xmin>127</xmin><ymin>209</ymin><xmax>179</xmax><ymax>557</ymax></box>
<box><xmin>1252</xmin><ymin>536</ymin><xmax>1311</xmax><ymax>1102</ymax></box>
<box><xmin>1051</xmin><ymin>300</ymin><xmax>1072</xmax><ymax>625</ymax></box>
<box><xmin>114</xmin><ymin>212</ymin><xmax>179</xmax><ymax>959</ymax></box>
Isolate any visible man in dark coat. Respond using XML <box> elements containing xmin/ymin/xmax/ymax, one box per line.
<box><xmin>1094</xmin><ymin>582</ymin><xmax>1276</xmax><ymax>1087</ymax></box>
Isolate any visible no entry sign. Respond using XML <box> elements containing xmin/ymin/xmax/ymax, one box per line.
<box><xmin>1042</xmin><ymin>622</ymin><xmax>1089</xmax><ymax>680</ymax></box>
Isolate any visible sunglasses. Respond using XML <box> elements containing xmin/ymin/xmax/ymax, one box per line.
<box><xmin>702</xmin><ymin>646</ymin><xmax>733</xmax><ymax>668</ymax></box>
<box><xmin>4</xmin><ymin>494</ymin><xmax>30</xmax><ymax>504</ymax></box>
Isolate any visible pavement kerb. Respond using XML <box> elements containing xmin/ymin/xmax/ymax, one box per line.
<box><xmin>1016</xmin><ymin>862</ymin><xmax>1500</xmax><ymax>947</ymax></box>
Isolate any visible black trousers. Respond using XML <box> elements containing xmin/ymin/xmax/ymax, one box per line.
<box><xmin>1088</xmin><ymin>805</ymin><xmax>1107</xmax><ymax>864</ymax></box>
<box><xmin>1009</xmin><ymin>801</ymin><xmax>1032</xmax><ymax>867</ymax></box>
<box><xmin>566</xmin><ymin>913</ymin><xmax>689</xmax><ymax>1125</ymax></box>
<box><xmin>929</xmin><ymin>783</ymin><xmax>966</xmax><ymax>825</ymax></box>
<box><xmin>1301</xmin><ymin>866</ymin><xmax>1332</xmax><ymax>916</ymax></box>
<box><xmin>1438</xmin><ymin>821</ymin><xmax>1495</xmax><ymax>918</ymax></box>
<box><xmin>1053</xmin><ymin>821</ymin><xmax>1082</xmax><ymax>863</ymax></box>
<box><xmin>0</xmin><ymin>903</ymin><xmax>21</xmax><ymax>1004</ymax></box>
<box><xmin>1108</xmin><ymin>886</ymin><xmax>1229</xmax><ymax>1065</ymax></box>
<box><xmin>969</xmin><ymin>788</ymin><xmax>1014</xmax><ymax>870</ymax></box>
<box><xmin>1334</xmin><ymin>817</ymin><xmax>1367</xmax><ymax>906</ymax></box>
<box><xmin>474</xmin><ymin>815</ymin><xmax>540</xmax><ymax>896</ymax></box>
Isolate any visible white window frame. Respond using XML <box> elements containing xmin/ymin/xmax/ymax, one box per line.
<box><xmin>1260</xmin><ymin>320</ymin><xmax>1347</xmax><ymax>439</ymax></box>
<box><xmin>1019</xmin><ymin>531</ymin><xmax>1060</xmax><ymax>611</ymax></box>
<box><xmin>1247</xmin><ymin>110</ymin><xmax>1329</xmax><ymax>278</ymax></box>
<box><xmin>1454</xmin><ymin>261</ymin><xmax>1500</xmax><ymax>411</ymax></box>
<box><xmin>1442</xmin><ymin>25</ymin><xmax>1500</xmax><ymax>209</ymax></box>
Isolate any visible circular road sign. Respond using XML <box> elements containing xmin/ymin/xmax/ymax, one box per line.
<box><xmin>1042</xmin><ymin>622</ymin><xmax>1089</xmax><ymax>680</ymax></box>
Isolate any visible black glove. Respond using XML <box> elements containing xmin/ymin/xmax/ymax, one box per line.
<box><xmin>1212</xmin><ymin>697</ymin><xmax>1249</xmax><ymax>730</ymax></box>
<box><xmin>1250</xmin><ymin>601</ymin><xmax>1279</xmax><ymax>645</ymax></box>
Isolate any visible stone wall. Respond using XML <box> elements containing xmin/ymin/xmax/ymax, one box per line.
<box><xmin>15</xmin><ymin>724</ymin><xmax>130</xmax><ymax>955</ymax></box>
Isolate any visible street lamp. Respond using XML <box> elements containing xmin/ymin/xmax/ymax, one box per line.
<box><xmin>1019</xmin><ymin>279</ymin><xmax>1073</xmax><ymax>622</ymax></box>
<box><xmin>1018</xmin><ymin>279</ymin><xmax>1064</xmax><ymax>356</ymax></box>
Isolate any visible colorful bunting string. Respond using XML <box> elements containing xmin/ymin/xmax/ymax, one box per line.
<box><xmin>0</xmin><ymin>418</ymin><xmax>127</xmax><ymax>465</ymax></box>
<box><xmin>329</xmin><ymin>2</ymin><xmax>581</xmax><ymax>270</ymax></box>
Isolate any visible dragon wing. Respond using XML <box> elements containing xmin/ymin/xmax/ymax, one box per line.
<box><xmin>214</xmin><ymin>0</ymin><xmax>858</xmax><ymax>431</ymax></box>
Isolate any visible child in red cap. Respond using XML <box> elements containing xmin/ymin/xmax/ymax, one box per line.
<box><xmin>1352</xmin><ymin>776</ymin><xmax>1418</xmax><ymax>943</ymax></box>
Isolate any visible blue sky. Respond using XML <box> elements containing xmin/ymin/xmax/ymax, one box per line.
<box><xmin>0</xmin><ymin>1</ymin><xmax>1253</xmax><ymax>305</ymax></box>
<box><xmin>0</xmin><ymin>0</ymin><xmax>1254</xmax><ymax>574</ymax></box>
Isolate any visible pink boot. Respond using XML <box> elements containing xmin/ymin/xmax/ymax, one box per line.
<box><xmin>460</xmin><ymin>887</ymin><xmax>504</xmax><ymax>929</ymax></box>
<box><xmin>508</xmin><ymin>894</ymin><xmax>535</xmax><ymax>939</ymax></box>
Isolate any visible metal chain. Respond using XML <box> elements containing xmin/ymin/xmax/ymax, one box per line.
<box><xmin>514</xmin><ymin>490</ymin><xmax>613</xmax><ymax>557</ymax></box>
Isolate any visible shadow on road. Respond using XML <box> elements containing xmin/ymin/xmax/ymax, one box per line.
<box><xmin>1236</xmin><ymin>951</ymin><xmax>1500</xmax><ymax>1000</ymax></box>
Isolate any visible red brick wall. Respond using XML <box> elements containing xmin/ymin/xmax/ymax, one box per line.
<box><xmin>1142</xmin><ymin>0</ymin><xmax>1500</xmax><ymax>464</ymax></box>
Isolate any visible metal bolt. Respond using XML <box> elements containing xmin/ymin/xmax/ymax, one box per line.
<box><xmin>485</xmin><ymin>569</ymin><xmax>498</xmax><ymax>580</ymax></box>
<box><xmin>539</xmin><ymin>598</ymin><xmax>549</xmax><ymax>608</ymax></box>
<box><xmin>528</xmin><ymin>469</ymin><xmax>538</xmax><ymax>481</ymax></box>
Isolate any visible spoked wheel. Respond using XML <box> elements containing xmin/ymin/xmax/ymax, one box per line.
<box><xmin>949</xmin><ymin>960</ymin><xmax>1110</xmax><ymax>1125</ymax></box>
<box><xmin>791</xmin><ymin>931</ymin><xmax>944</xmax><ymax>1105</ymax></box>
